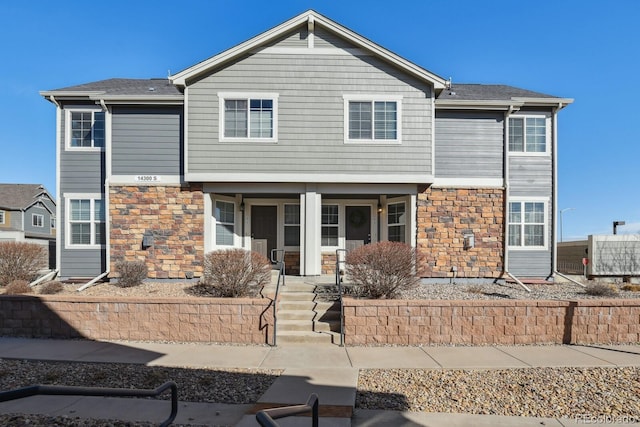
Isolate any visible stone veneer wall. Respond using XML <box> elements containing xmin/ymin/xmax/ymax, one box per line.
<box><xmin>417</xmin><ymin>187</ymin><xmax>504</xmax><ymax>278</ymax></box>
<box><xmin>110</xmin><ymin>185</ymin><xmax>205</xmax><ymax>279</ymax></box>
<box><xmin>343</xmin><ymin>298</ymin><xmax>640</xmax><ymax>346</ymax></box>
<box><xmin>0</xmin><ymin>295</ymin><xmax>274</xmax><ymax>344</ymax></box>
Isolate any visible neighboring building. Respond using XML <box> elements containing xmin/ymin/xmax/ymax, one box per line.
<box><xmin>0</xmin><ymin>183</ymin><xmax>56</xmax><ymax>268</ymax></box>
<box><xmin>40</xmin><ymin>10</ymin><xmax>572</xmax><ymax>281</ymax></box>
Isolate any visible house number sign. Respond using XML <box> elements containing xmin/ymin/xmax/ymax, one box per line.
<box><xmin>135</xmin><ymin>175</ymin><xmax>160</xmax><ymax>182</ymax></box>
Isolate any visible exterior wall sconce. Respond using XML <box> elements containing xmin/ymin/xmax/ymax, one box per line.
<box><xmin>142</xmin><ymin>231</ymin><xmax>154</xmax><ymax>249</ymax></box>
<box><xmin>463</xmin><ymin>233</ymin><xmax>475</xmax><ymax>250</ymax></box>
<box><xmin>377</xmin><ymin>202</ymin><xmax>383</xmax><ymax>213</ymax></box>
<box><xmin>240</xmin><ymin>201</ymin><xmax>245</xmax><ymax>211</ymax></box>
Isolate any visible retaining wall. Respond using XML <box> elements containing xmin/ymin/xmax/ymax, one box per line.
<box><xmin>0</xmin><ymin>295</ymin><xmax>274</xmax><ymax>344</ymax></box>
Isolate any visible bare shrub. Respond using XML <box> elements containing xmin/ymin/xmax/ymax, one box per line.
<box><xmin>114</xmin><ymin>260</ymin><xmax>148</xmax><ymax>288</ymax></box>
<box><xmin>585</xmin><ymin>282</ymin><xmax>618</xmax><ymax>297</ymax></box>
<box><xmin>39</xmin><ymin>281</ymin><xmax>64</xmax><ymax>295</ymax></box>
<box><xmin>5</xmin><ymin>280</ymin><xmax>33</xmax><ymax>295</ymax></box>
<box><xmin>202</xmin><ymin>249</ymin><xmax>271</xmax><ymax>297</ymax></box>
<box><xmin>621</xmin><ymin>284</ymin><xmax>640</xmax><ymax>292</ymax></box>
<box><xmin>346</xmin><ymin>241</ymin><xmax>420</xmax><ymax>299</ymax></box>
<box><xmin>0</xmin><ymin>242</ymin><xmax>47</xmax><ymax>286</ymax></box>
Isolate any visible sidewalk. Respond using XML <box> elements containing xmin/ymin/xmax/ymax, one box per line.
<box><xmin>1</xmin><ymin>337</ymin><xmax>639</xmax><ymax>426</ymax></box>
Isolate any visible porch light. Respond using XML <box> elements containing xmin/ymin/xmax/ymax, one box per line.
<box><xmin>377</xmin><ymin>202</ymin><xmax>382</xmax><ymax>213</ymax></box>
<box><xmin>240</xmin><ymin>201</ymin><xmax>245</xmax><ymax>211</ymax></box>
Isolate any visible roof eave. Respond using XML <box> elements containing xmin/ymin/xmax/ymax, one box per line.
<box><xmin>435</xmin><ymin>99</ymin><xmax>525</xmax><ymax>110</ymax></box>
<box><xmin>511</xmin><ymin>97</ymin><xmax>574</xmax><ymax>109</ymax></box>
<box><xmin>97</xmin><ymin>95</ymin><xmax>184</xmax><ymax>105</ymax></box>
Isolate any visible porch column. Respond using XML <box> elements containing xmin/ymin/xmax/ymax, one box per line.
<box><xmin>301</xmin><ymin>186</ymin><xmax>321</xmax><ymax>276</ymax></box>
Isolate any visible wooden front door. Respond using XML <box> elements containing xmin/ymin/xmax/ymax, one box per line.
<box><xmin>251</xmin><ymin>205</ymin><xmax>278</xmax><ymax>261</ymax></box>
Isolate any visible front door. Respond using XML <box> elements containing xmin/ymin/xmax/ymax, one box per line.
<box><xmin>345</xmin><ymin>205</ymin><xmax>371</xmax><ymax>252</ymax></box>
<box><xmin>251</xmin><ymin>205</ymin><xmax>278</xmax><ymax>261</ymax></box>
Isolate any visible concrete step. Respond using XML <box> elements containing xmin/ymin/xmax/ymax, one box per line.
<box><xmin>278</xmin><ymin>291</ymin><xmax>315</xmax><ymax>301</ymax></box>
<box><xmin>278</xmin><ymin>319</ymin><xmax>341</xmax><ymax>332</ymax></box>
<box><xmin>279</xmin><ymin>283</ymin><xmax>317</xmax><ymax>292</ymax></box>
<box><xmin>275</xmin><ymin>330</ymin><xmax>341</xmax><ymax>344</ymax></box>
<box><xmin>278</xmin><ymin>300</ymin><xmax>339</xmax><ymax>311</ymax></box>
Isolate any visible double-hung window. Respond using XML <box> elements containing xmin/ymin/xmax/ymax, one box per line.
<box><xmin>219</xmin><ymin>93</ymin><xmax>278</xmax><ymax>142</ymax></box>
<box><xmin>509</xmin><ymin>115</ymin><xmax>548</xmax><ymax>154</ymax></box>
<box><xmin>67</xmin><ymin>110</ymin><xmax>105</xmax><ymax>149</ymax></box>
<box><xmin>0</xmin><ymin>210</ymin><xmax>5</xmax><ymax>224</ymax></box>
<box><xmin>215</xmin><ymin>200</ymin><xmax>235</xmax><ymax>246</ymax></box>
<box><xmin>67</xmin><ymin>196</ymin><xmax>105</xmax><ymax>247</ymax></box>
<box><xmin>32</xmin><ymin>214</ymin><xmax>44</xmax><ymax>228</ymax></box>
<box><xmin>508</xmin><ymin>200</ymin><xmax>547</xmax><ymax>249</ymax></box>
<box><xmin>284</xmin><ymin>204</ymin><xmax>300</xmax><ymax>247</ymax></box>
<box><xmin>344</xmin><ymin>95</ymin><xmax>401</xmax><ymax>143</ymax></box>
<box><xmin>387</xmin><ymin>202</ymin><xmax>406</xmax><ymax>243</ymax></box>
<box><xmin>321</xmin><ymin>205</ymin><xmax>339</xmax><ymax>246</ymax></box>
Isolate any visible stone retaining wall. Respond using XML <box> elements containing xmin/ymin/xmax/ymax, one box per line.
<box><xmin>343</xmin><ymin>298</ymin><xmax>640</xmax><ymax>346</ymax></box>
<box><xmin>0</xmin><ymin>295</ymin><xmax>274</xmax><ymax>344</ymax></box>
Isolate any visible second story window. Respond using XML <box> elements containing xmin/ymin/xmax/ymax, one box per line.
<box><xmin>344</xmin><ymin>95</ymin><xmax>401</xmax><ymax>143</ymax></box>
<box><xmin>32</xmin><ymin>214</ymin><xmax>44</xmax><ymax>228</ymax></box>
<box><xmin>68</xmin><ymin>110</ymin><xmax>105</xmax><ymax>149</ymax></box>
<box><xmin>219</xmin><ymin>93</ymin><xmax>278</xmax><ymax>142</ymax></box>
<box><xmin>509</xmin><ymin>116</ymin><xmax>548</xmax><ymax>154</ymax></box>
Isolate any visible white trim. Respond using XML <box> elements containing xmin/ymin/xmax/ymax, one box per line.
<box><xmin>254</xmin><ymin>47</ymin><xmax>369</xmax><ymax>56</ymax></box>
<box><xmin>211</xmin><ymin>195</ymin><xmax>240</xmax><ymax>249</ymax></box>
<box><xmin>63</xmin><ymin>193</ymin><xmax>105</xmax><ymax>250</ymax></box>
<box><xmin>321</xmin><ymin>199</ymin><xmax>378</xmax><ymax>252</ymax></box>
<box><xmin>55</xmin><ymin>105</ymin><xmax>61</xmax><ymax>270</ymax></box>
<box><xmin>32</xmin><ymin>213</ymin><xmax>44</xmax><ymax>228</ymax></box>
<box><xmin>109</xmin><ymin>175</ymin><xmax>183</xmax><ymax>185</ymax></box>
<box><xmin>432</xmin><ymin>178</ymin><xmax>504</xmax><ymax>188</ymax></box>
<box><xmin>64</xmin><ymin>106</ymin><xmax>106</xmax><ymax>152</ymax></box>
<box><xmin>218</xmin><ymin>92</ymin><xmax>279</xmax><ymax>143</ymax></box>
<box><xmin>343</xmin><ymin>95</ymin><xmax>402</xmax><ymax>145</ymax></box>
<box><xmin>507</xmin><ymin>113</ymin><xmax>552</xmax><ymax>156</ymax></box>
<box><xmin>184</xmin><ymin>86</ymin><xmax>190</xmax><ymax>185</ymax></box>
<box><xmin>507</xmin><ymin>197</ymin><xmax>550</xmax><ymax>251</ymax></box>
<box><xmin>244</xmin><ymin>198</ymin><xmax>302</xmax><ymax>253</ymax></box>
<box><xmin>203</xmin><ymin>182</ymin><xmax>419</xmax><ymax>195</ymax></box>
<box><xmin>104</xmin><ymin>104</ymin><xmax>112</xmax><ymax>272</ymax></box>
<box><xmin>187</xmin><ymin>172</ymin><xmax>433</xmax><ymax>184</ymax></box>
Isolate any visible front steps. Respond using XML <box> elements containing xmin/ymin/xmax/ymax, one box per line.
<box><xmin>275</xmin><ymin>280</ymin><xmax>342</xmax><ymax>344</ymax></box>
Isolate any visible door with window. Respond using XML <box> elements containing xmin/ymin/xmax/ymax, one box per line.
<box><xmin>251</xmin><ymin>206</ymin><xmax>278</xmax><ymax>262</ymax></box>
<box><xmin>345</xmin><ymin>205</ymin><xmax>371</xmax><ymax>252</ymax></box>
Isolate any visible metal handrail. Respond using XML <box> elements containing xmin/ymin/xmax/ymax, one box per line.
<box><xmin>271</xmin><ymin>248</ymin><xmax>286</xmax><ymax>347</ymax></box>
<box><xmin>335</xmin><ymin>249</ymin><xmax>347</xmax><ymax>347</ymax></box>
<box><xmin>0</xmin><ymin>381</ymin><xmax>178</xmax><ymax>427</ymax></box>
<box><xmin>256</xmin><ymin>393</ymin><xmax>319</xmax><ymax>427</ymax></box>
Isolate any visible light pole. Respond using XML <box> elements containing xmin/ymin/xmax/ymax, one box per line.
<box><xmin>560</xmin><ymin>208</ymin><xmax>575</xmax><ymax>243</ymax></box>
<box><xmin>613</xmin><ymin>220</ymin><xmax>626</xmax><ymax>235</ymax></box>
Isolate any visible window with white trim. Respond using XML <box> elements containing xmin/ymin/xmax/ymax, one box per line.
<box><xmin>321</xmin><ymin>205</ymin><xmax>339</xmax><ymax>246</ymax></box>
<box><xmin>387</xmin><ymin>202</ymin><xmax>406</xmax><ymax>243</ymax></box>
<box><xmin>509</xmin><ymin>116</ymin><xmax>547</xmax><ymax>153</ymax></box>
<box><xmin>215</xmin><ymin>200</ymin><xmax>235</xmax><ymax>246</ymax></box>
<box><xmin>68</xmin><ymin>110</ymin><xmax>105</xmax><ymax>148</ymax></box>
<box><xmin>508</xmin><ymin>201</ymin><xmax>546</xmax><ymax>248</ymax></box>
<box><xmin>344</xmin><ymin>95</ymin><xmax>401</xmax><ymax>143</ymax></box>
<box><xmin>51</xmin><ymin>216</ymin><xmax>56</xmax><ymax>229</ymax></box>
<box><xmin>67</xmin><ymin>197</ymin><xmax>105</xmax><ymax>246</ymax></box>
<box><xmin>0</xmin><ymin>210</ymin><xmax>4</xmax><ymax>224</ymax></box>
<box><xmin>284</xmin><ymin>204</ymin><xmax>300</xmax><ymax>246</ymax></box>
<box><xmin>32</xmin><ymin>214</ymin><xmax>44</xmax><ymax>228</ymax></box>
<box><xmin>219</xmin><ymin>93</ymin><xmax>278</xmax><ymax>142</ymax></box>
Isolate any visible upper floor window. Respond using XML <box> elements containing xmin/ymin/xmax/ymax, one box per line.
<box><xmin>509</xmin><ymin>115</ymin><xmax>548</xmax><ymax>154</ymax></box>
<box><xmin>219</xmin><ymin>93</ymin><xmax>278</xmax><ymax>142</ymax></box>
<box><xmin>508</xmin><ymin>200</ymin><xmax>547</xmax><ymax>249</ymax></box>
<box><xmin>66</xmin><ymin>195</ymin><xmax>105</xmax><ymax>247</ymax></box>
<box><xmin>32</xmin><ymin>214</ymin><xmax>44</xmax><ymax>228</ymax></box>
<box><xmin>387</xmin><ymin>202</ymin><xmax>406</xmax><ymax>243</ymax></box>
<box><xmin>344</xmin><ymin>95</ymin><xmax>401</xmax><ymax>144</ymax></box>
<box><xmin>51</xmin><ymin>216</ymin><xmax>56</xmax><ymax>229</ymax></box>
<box><xmin>0</xmin><ymin>210</ymin><xmax>4</xmax><ymax>224</ymax></box>
<box><xmin>67</xmin><ymin>110</ymin><xmax>105</xmax><ymax>149</ymax></box>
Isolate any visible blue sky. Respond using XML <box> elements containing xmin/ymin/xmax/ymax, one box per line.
<box><xmin>1</xmin><ymin>0</ymin><xmax>638</xmax><ymax>240</ymax></box>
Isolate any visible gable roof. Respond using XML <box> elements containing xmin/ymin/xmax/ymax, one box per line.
<box><xmin>0</xmin><ymin>184</ymin><xmax>55</xmax><ymax>211</ymax></box>
<box><xmin>40</xmin><ymin>78</ymin><xmax>183</xmax><ymax>105</ymax></box>
<box><xmin>169</xmin><ymin>9</ymin><xmax>447</xmax><ymax>89</ymax></box>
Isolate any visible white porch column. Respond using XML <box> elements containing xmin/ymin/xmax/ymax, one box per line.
<box><xmin>302</xmin><ymin>185</ymin><xmax>321</xmax><ymax>276</ymax></box>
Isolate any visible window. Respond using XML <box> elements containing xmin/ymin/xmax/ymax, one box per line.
<box><xmin>508</xmin><ymin>201</ymin><xmax>546</xmax><ymax>248</ymax></box>
<box><xmin>344</xmin><ymin>95</ymin><xmax>401</xmax><ymax>143</ymax></box>
<box><xmin>32</xmin><ymin>214</ymin><xmax>44</xmax><ymax>228</ymax></box>
<box><xmin>51</xmin><ymin>216</ymin><xmax>56</xmax><ymax>229</ymax></box>
<box><xmin>284</xmin><ymin>204</ymin><xmax>300</xmax><ymax>246</ymax></box>
<box><xmin>68</xmin><ymin>110</ymin><xmax>105</xmax><ymax>148</ymax></box>
<box><xmin>509</xmin><ymin>116</ymin><xmax>547</xmax><ymax>153</ymax></box>
<box><xmin>0</xmin><ymin>210</ymin><xmax>4</xmax><ymax>224</ymax></box>
<box><xmin>215</xmin><ymin>200</ymin><xmax>235</xmax><ymax>246</ymax></box>
<box><xmin>219</xmin><ymin>93</ymin><xmax>278</xmax><ymax>141</ymax></box>
<box><xmin>67</xmin><ymin>197</ymin><xmax>104</xmax><ymax>246</ymax></box>
<box><xmin>321</xmin><ymin>205</ymin><xmax>339</xmax><ymax>246</ymax></box>
<box><xmin>387</xmin><ymin>202</ymin><xmax>406</xmax><ymax>243</ymax></box>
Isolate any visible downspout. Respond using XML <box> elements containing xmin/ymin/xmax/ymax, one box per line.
<box><xmin>503</xmin><ymin>105</ymin><xmax>531</xmax><ymax>293</ymax></box>
<box><xmin>51</xmin><ymin>95</ymin><xmax>62</xmax><ymax>272</ymax></box>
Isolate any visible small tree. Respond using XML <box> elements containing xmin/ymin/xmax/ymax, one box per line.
<box><xmin>346</xmin><ymin>241</ymin><xmax>420</xmax><ymax>299</ymax></box>
<box><xmin>0</xmin><ymin>242</ymin><xmax>47</xmax><ymax>286</ymax></box>
<box><xmin>202</xmin><ymin>249</ymin><xmax>271</xmax><ymax>297</ymax></box>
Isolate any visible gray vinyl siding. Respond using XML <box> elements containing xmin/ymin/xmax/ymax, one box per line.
<box><xmin>434</xmin><ymin>111</ymin><xmax>503</xmax><ymax>178</ymax></box>
<box><xmin>9</xmin><ymin>209</ymin><xmax>22</xmax><ymax>230</ymax></box>
<box><xmin>314</xmin><ymin>27</ymin><xmax>354</xmax><ymax>49</ymax></box>
<box><xmin>266</xmin><ymin>28</ymin><xmax>308</xmax><ymax>47</ymax></box>
<box><xmin>23</xmin><ymin>204</ymin><xmax>51</xmax><ymax>237</ymax></box>
<box><xmin>187</xmin><ymin>50</ymin><xmax>433</xmax><ymax>176</ymax></box>
<box><xmin>508</xmin><ymin>251</ymin><xmax>551</xmax><ymax>277</ymax></box>
<box><xmin>59</xmin><ymin>106</ymin><xmax>106</xmax><ymax>278</ymax></box>
<box><xmin>111</xmin><ymin>107</ymin><xmax>182</xmax><ymax>176</ymax></box>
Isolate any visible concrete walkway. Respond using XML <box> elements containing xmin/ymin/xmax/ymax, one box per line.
<box><xmin>1</xmin><ymin>337</ymin><xmax>639</xmax><ymax>426</ymax></box>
